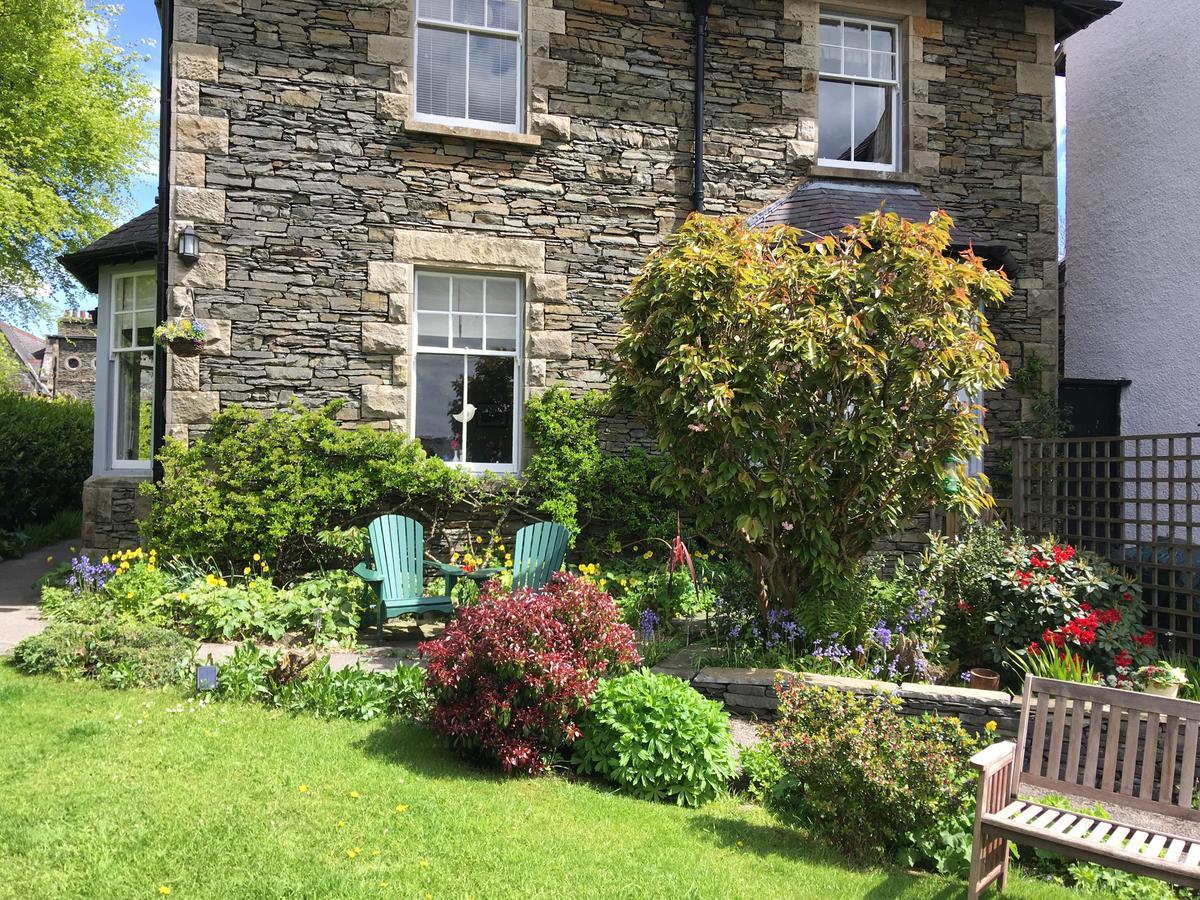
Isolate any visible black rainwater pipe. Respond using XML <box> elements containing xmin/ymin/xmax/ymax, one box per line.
<box><xmin>692</xmin><ymin>0</ymin><xmax>712</xmax><ymax>213</ymax></box>
<box><xmin>152</xmin><ymin>0</ymin><xmax>174</xmax><ymax>481</ymax></box>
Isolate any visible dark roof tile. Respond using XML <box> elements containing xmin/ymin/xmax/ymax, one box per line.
<box><xmin>59</xmin><ymin>207</ymin><xmax>158</xmax><ymax>293</ymax></box>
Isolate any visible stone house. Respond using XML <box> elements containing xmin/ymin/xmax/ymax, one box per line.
<box><xmin>65</xmin><ymin>0</ymin><xmax>1117</xmax><ymax>552</ymax></box>
<box><xmin>0</xmin><ymin>313</ymin><xmax>98</xmax><ymax>401</ymax></box>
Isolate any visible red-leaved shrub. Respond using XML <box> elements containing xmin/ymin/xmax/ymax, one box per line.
<box><xmin>420</xmin><ymin>572</ymin><xmax>640</xmax><ymax>774</ymax></box>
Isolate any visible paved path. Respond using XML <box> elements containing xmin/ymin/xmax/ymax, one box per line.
<box><xmin>0</xmin><ymin>539</ymin><xmax>77</xmax><ymax>655</ymax></box>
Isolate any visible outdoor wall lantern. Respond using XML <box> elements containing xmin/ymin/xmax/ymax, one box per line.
<box><xmin>176</xmin><ymin>225</ymin><xmax>200</xmax><ymax>263</ymax></box>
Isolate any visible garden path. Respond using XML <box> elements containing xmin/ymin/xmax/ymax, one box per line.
<box><xmin>0</xmin><ymin>539</ymin><xmax>74</xmax><ymax>655</ymax></box>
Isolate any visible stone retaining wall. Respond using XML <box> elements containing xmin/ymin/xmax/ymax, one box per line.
<box><xmin>691</xmin><ymin>666</ymin><xmax>1021</xmax><ymax>739</ymax></box>
<box><xmin>81</xmin><ymin>475</ymin><xmax>150</xmax><ymax>556</ymax></box>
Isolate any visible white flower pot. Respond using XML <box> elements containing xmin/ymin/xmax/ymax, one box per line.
<box><xmin>1145</xmin><ymin>683</ymin><xmax>1180</xmax><ymax>699</ymax></box>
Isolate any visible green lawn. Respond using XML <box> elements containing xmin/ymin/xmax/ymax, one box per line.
<box><xmin>0</xmin><ymin>666</ymin><xmax>1081</xmax><ymax>900</ymax></box>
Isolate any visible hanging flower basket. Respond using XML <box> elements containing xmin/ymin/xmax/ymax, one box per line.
<box><xmin>154</xmin><ymin>319</ymin><xmax>207</xmax><ymax>357</ymax></box>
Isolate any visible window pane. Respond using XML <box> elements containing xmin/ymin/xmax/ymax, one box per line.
<box><xmin>818</xmin><ymin>78</ymin><xmax>853</xmax><ymax>163</ymax></box>
<box><xmin>415</xmin><ymin>355</ymin><xmax>464</xmax><ymax>462</ymax></box>
<box><xmin>136</xmin><ymin>273</ymin><xmax>156</xmax><ymax>306</ymax></box>
<box><xmin>115</xmin><ymin>350</ymin><xmax>153</xmax><ymax>462</ymax></box>
<box><xmin>416</xmin><ymin>26</ymin><xmax>467</xmax><ymax>119</ymax></box>
<box><xmin>115</xmin><ymin>278</ymin><xmax>135</xmax><ymax>312</ymax></box>
<box><xmin>464</xmin><ymin>355</ymin><xmax>514</xmax><ymax>465</ymax></box>
<box><xmin>486</xmin><ymin>0</ymin><xmax>520</xmax><ymax>31</ymax></box>
<box><xmin>819</xmin><ymin>44</ymin><xmax>842</xmax><ymax>75</ymax></box>
<box><xmin>485</xmin><ymin>278</ymin><xmax>517</xmax><ymax>315</ymax></box>
<box><xmin>845</xmin><ymin>48</ymin><xmax>870</xmax><ymax>77</ymax></box>
<box><xmin>871</xmin><ymin>52</ymin><xmax>894</xmax><ymax>80</ymax></box>
<box><xmin>453</xmin><ymin>313</ymin><xmax>484</xmax><ymax>350</ymax></box>
<box><xmin>853</xmin><ymin>83</ymin><xmax>893</xmax><ymax>165</ymax></box>
<box><xmin>454</xmin><ymin>0</ymin><xmax>485</xmax><ymax>26</ymax></box>
<box><xmin>871</xmin><ymin>26</ymin><xmax>895</xmax><ymax>52</ymax></box>
<box><xmin>454</xmin><ymin>278</ymin><xmax>484</xmax><ymax>313</ymax></box>
<box><xmin>418</xmin><ymin>311</ymin><xmax>450</xmax><ymax>347</ymax></box>
<box><xmin>417</xmin><ymin>272</ymin><xmax>451</xmax><ymax>310</ymax></box>
<box><xmin>485</xmin><ymin>314</ymin><xmax>516</xmax><ymax>351</ymax></box>
<box><xmin>843</xmin><ymin>20</ymin><xmax>869</xmax><ymax>49</ymax></box>
<box><xmin>819</xmin><ymin>18</ymin><xmax>840</xmax><ymax>44</ymax></box>
<box><xmin>418</xmin><ymin>0</ymin><xmax>453</xmax><ymax>21</ymax></box>
<box><xmin>467</xmin><ymin>34</ymin><xmax>519</xmax><ymax>126</ymax></box>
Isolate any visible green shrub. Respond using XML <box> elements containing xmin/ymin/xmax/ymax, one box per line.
<box><xmin>762</xmin><ymin>680</ymin><xmax>978</xmax><ymax>861</ymax></box>
<box><xmin>209</xmin><ymin>644</ymin><xmax>428</xmax><ymax>722</ymax></box>
<box><xmin>10</xmin><ymin>621</ymin><xmax>195</xmax><ymax>688</ymax></box>
<box><xmin>738</xmin><ymin>740</ymin><xmax>784</xmax><ymax>805</ymax></box>
<box><xmin>0</xmin><ymin>391</ymin><xmax>91</xmax><ymax>530</ymax></box>
<box><xmin>141</xmin><ymin>402</ymin><xmax>466</xmax><ymax>578</ymax></box>
<box><xmin>573</xmin><ymin>668</ymin><xmax>736</xmax><ymax>806</ymax></box>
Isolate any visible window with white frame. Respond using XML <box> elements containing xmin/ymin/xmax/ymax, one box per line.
<box><xmin>414</xmin><ymin>270</ymin><xmax>520</xmax><ymax>470</ymax></box>
<box><xmin>109</xmin><ymin>271</ymin><xmax>156</xmax><ymax>467</ymax></box>
<box><xmin>818</xmin><ymin>13</ymin><xmax>901</xmax><ymax>171</ymax></box>
<box><xmin>414</xmin><ymin>0</ymin><xmax>523</xmax><ymax>131</ymax></box>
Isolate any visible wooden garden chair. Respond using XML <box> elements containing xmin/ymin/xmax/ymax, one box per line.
<box><xmin>352</xmin><ymin>515</ymin><xmax>454</xmax><ymax>642</ymax></box>
<box><xmin>457</xmin><ymin>521</ymin><xmax>571</xmax><ymax>592</ymax></box>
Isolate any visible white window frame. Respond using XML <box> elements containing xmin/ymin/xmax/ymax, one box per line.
<box><xmin>410</xmin><ymin>269</ymin><xmax>523</xmax><ymax>474</ymax></box>
<box><xmin>412</xmin><ymin>1</ymin><xmax>525</xmax><ymax>134</ymax></box>
<box><xmin>99</xmin><ymin>265</ymin><xmax>157</xmax><ymax>474</ymax></box>
<box><xmin>817</xmin><ymin>12</ymin><xmax>902</xmax><ymax>173</ymax></box>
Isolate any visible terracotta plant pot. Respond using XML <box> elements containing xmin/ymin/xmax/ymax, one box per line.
<box><xmin>1145</xmin><ymin>683</ymin><xmax>1180</xmax><ymax>699</ymax></box>
<box><xmin>168</xmin><ymin>338</ymin><xmax>204</xmax><ymax>357</ymax></box>
<box><xmin>968</xmin><ymin>668</ymin><xmax>1001</xmax><ymax>691</ymax></box>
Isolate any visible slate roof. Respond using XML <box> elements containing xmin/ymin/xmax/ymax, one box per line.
<box><xmin>1050</xmin><ymin>0</ymin><xmax>1122</xmax><ymax>41</ymax></box>
<box><xmin>59</xmin><ymin>207</ymin><xmax>158</xmax><ymax>293</ymax></box>
<box><xmin>749</xmin><ymin>178</ymin><xmax>1018</xmax><ymax>272</ymax></box>
<box><xmin>0</xmin><ymin>321</ymin><xmax>48</xmax><ymax>391</ymax></box>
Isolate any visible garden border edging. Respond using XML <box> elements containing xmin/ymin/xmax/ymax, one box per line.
<box><xmin>690</xmin><ymin>666</ymin><xmax>1020</xmax><ymax>739</ymax></box>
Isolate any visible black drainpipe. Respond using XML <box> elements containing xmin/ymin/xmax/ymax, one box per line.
<box><xmin>692</xmin><ymin>0</ymin><xmax>712</xmax><ymax>213</ymax></box>
<box><xmin>152</xmin><ymin>0</ymin><xmax>174</xmax><ymax>481</ymax></box>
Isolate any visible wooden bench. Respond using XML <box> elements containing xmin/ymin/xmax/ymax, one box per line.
<box><xmin>968</xmin><ymin>674</ymin><xmax>1200</xmax><ymax>898</ymax></box>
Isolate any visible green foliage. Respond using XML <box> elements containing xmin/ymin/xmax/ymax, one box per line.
<box><xmin>9</xmin><ymin>621</ymin><xmax>195</xmax><ymax>688</ymax></box>
<box><xmin>0</xmin><ymin>391</ymin><xmax>91</xmax><ymax>530</ymax></box>
<box><xmin>0</xmin><ymin>343</ymin><xmax>23</xmax><ymax>390</ymax></box>
<box><xmin>573</xmin><ymin>669</ymin><xmax>736</xmax><ymax>806</ymax></box>
<box><xmin>209</xmin><ymin>643</ymin><xmax>429</xmax><ymax>722</ymax></box>
<box><xmin>610</xmin><ymin>212</ymin><xmax>1010</xmax><ymax>626</ymax></box>
<box><xmin>523</xmin><ymin>387</ymin><xmax>670</xmax><ymax>540</ymax></box>
<box><xmin>762</xmin><ymin>681</ymin><xmax>979</xmax><ymax>862</ymax></box>
<box><xmin>0</xmin><ymin>528</ymin><xmax>25</xmax><ymax>559</ymax></box>
<box><xmin>19</xmin><ymin>508</ymin><xmax>82</xmax><ymax>552</ymax></box>
<box><xmin>738</xmin><ymin>740</ymin><xmax>785</xmax><ymax>805</ymax></box>
<box><xmin>0</xmin><ymin>0</ymin><xmax>154</xmax><ymax>320</ymax></box>
<box><xmin>141</xmin><ymin>402</ymin><xmax>467</xmax><ymax>578</ymax></box>
<box><xmin>1006</xmin><ymin>645</ymin><xmax>1099</xmax><ymax>683</ymax></box>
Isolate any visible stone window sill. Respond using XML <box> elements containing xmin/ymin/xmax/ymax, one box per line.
<box><xmin>403</xmin><ymin>118</ymin><xmax>542</xmax><ymax>148</ymax></box>
<box><xmin>808</xmin><ymin>164</ymin><xmax>922</xmax><ymax>185</ymax></box>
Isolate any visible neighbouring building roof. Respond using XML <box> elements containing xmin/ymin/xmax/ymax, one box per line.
<box><xmin>0</xmin><ymin>321</ymin><xmax>48</xmax><ymax>393</ymax></box>
<box><xmin>59</xmin><ymin>207</ymin><xmax>158</xmax><ymax>293</ymax></box>
<box><xmin>749</xmin><ymin>178</ymin><xmax>1018</xmax><ymax>272</ymax></box>
<box><xmin>1048</xmin><ymin>0</ymin><xmax>1122</xmax><ymax>41</ymax></box>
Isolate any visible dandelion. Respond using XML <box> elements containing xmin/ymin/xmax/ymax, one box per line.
<box><xmin>178</xmin><ymin>592</ymin><xmax>187</xmax><ymax>601</ymax></box>
<box><xmin>350</xmin><ymin>790</ymin><xmax>360</xmax><ymax>799</ymax></box>
<box><xmin>395</xmin><ymin>804</ymin><xmax>409</xmax><ymax>813</ymax></box>
<box><xmin>347</xmin><ymin>848</ymin><xmax>359</xmax><ymax>859</ymax></box>
<box><xmin>736</xmin><ymin>840</ymin><xmax>745</xmax><ymax>849</ymax></box>
<box><xmin>419</xmin><ymin>859</ymin><xmax>429</xmax><ymax>868</ymax></box>
<box><xmin>338</xmin><ymin>820</ymin><xmax>347</xmax><ymax>828</ymax></box>
<box><xmin>372</xmin><ymin>849</ymin><xmax>381</xmax><ymax>857</ymax></box>
<box><xmin>159</xmin><ymin>888</ymin><xmax>172</xmax><ymax>896</ymax></box>
<box><xmin>298</xmin><ymin>784</ymin><xmax>309</xmax><ymax>793</ymax></box>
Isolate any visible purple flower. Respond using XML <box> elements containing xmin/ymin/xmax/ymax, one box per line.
<box><xmin>639</xmin><ymin>608</ymin><xmax>660</xmax><ymax>641</ymax></box>
<box><xmin>66</xmin><ymin>555</ymin><xmax>115</xmax><ymax>594</ymax></box>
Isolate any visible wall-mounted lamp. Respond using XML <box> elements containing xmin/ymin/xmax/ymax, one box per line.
<box><xmin>176</xmin><ymin>225</ymin><xmax>200</xmax><ymax>263</ymax></box>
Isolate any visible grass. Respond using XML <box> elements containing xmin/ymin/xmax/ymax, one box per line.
<box><xmin>17</xmin><ymin>508</ymin><xmax>82</xmax><ymax>553</ymax></box>
<box><xmin>0</xmin><ymin>666</ymin><xmax>1082</xmax><ymax>900</ymax></box>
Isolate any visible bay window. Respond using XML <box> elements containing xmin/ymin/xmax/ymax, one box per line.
<box><xmin>818</xmin><ymin>13</ymin><xmax>901</xmax><ymax>172</ymax></box>
<box><xmin>109</xmin><ymin>270</ymin><xmax>156</xmax><ymax>467</ymax></box>
<box><xmin>413</xmin><ymin>270</ymin><xmax>520</xmax><ymax>471</ymax></box>
<box><xmin>414</xmin><ymin>0</ymin><xmax>523</xmax><ymax>131</ymax></box>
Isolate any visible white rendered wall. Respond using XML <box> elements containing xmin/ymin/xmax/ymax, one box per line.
<box><xmin>1065</xmin><ymin>0</ymin><xmax>1200</xmax><ymax>435</ymax></box>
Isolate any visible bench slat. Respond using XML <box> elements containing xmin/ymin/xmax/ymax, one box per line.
<box><xmin>1049</xmin><ymin>813</ymin><xmax>1077</xmax><ymax>834</ymax></box>
<box><xmin>1015</xmin><ymin>804</ymin><xmax>1044</xmax><ymax>825</ymax></box>
<box><xmin>1180</xmin><ymin>721</ymin><xmax>1198</xmax><ymax>810</ymax></box>
<box><xmin>1101</xmin><ymin>702</ymin><xmax>1124</xmax><ymax>792</ymax></box>
<box><xmin>1126</xmin><ymin>831</ymin><xmax>1149</xmax><ymax>855</ymax></box>
<box><xmin>1048</xmin><ymin>697</ymin><xmax>1070</xmax><ymax>781</ymax></box>
<box><xmin>1161</xmin><ymin>716</ymin><xmax>1182</xmax><ymax>805</ymax></box>
<box><xmin>1144</xmin><ymin>834</ymin><xmax>1168</xmax><ymax>859</ymax></box>
<box><xmin>1067</xmin><ymin>817</ymin><xmax>1095</xmax><ymax>839</ymax></box>
<box><xmin>995</xmin><ymin>800</ymin><xmax>1025</xmax><ymax>821</ymax></box>
<box><xmin>1165</xmin><ymin>838</ymin><xmax>1186</xmax><ymax>862</ymax></box>
<box><xmin>1139</xmin><ymin>713</ymin><xmax>1162</xmax><ymax>802</ymax></box>
<box><xmin>1088</xmin><ymin>822</ymin><xmax>1114</xmax><ymax>843</ymax></box>
<box><xmin>1185</xmin><ymin>843</ymin><xmax>1200</xmax><ymax>868</ymax></box>
<box><xmin>1030</xmin><ymin>691</ymin><xmax>1051</xmax><ymax>778</ymax></box>
<box><xmin>1065</xmin><ymin>699</ymin><xmax>1085</xmax><ymax>785</ymax></box>
<box><xmin>1032</xmin><ymin>808</ymin><xmax>1062</xmax><ymax>830</ymax></box>
<box><xmin>1121</xmin><ymin>714</ymin><xmax>1143</xmax><ymax>796</ymax></box>
<box><xmin>1108</xmin><ymin>826</ymin><xmax>1132</xmax><ymax>848</ymax></box>
<box><xmin>1089</xmin><ymin>700</ymin><xmax>1113</xmax><ymax>789</ymax></box>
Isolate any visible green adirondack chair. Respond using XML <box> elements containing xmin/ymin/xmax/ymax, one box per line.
<box><xmin>511</xmin><ymin>521</ymin><xmax>570</xmax><ymax>591</ymax></box>
<box><xmin>352</xmin><ymin>515</ymin><xmax>454</xmax><ymax>641</ymax></box>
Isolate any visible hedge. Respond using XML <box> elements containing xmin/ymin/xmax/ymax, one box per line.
<box><xmin>0</xmin><ymin>391</ymin><xmax>93</xmax><ymax>530</ymax></box>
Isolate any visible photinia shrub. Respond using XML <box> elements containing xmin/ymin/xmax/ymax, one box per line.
<box><xmin>420</xmin><ymin>573</ymin><xmax>640</xmax><ymax>774</ymax></box>
<box><xmin>610</xmin><ymin>212</ymin><xmax>1010</xmax><ymax>627</ymax></box>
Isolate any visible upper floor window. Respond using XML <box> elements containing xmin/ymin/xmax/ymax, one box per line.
<box><xmin>413</xmin><ymin>270</ymin><xmax>521</xmax><ymax>471</ymax></box>
<box><xmin>818</xmin><ymin>14</ymin><xmax>900</xmax><ymax>172</ymax></box>
<box><xmin>414</xmin><ymin>0</ymin><xmax>523</xmax><ymax>132</ymax></box>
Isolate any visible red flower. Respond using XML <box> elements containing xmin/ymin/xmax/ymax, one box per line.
<box><xmin>1028</xmin><ymin>642</ymin><xmax>1041</xmax><ymax>655</ymax></box>
<box><xmin>1052</xmin><ymin>545</ymin><xmax>1076</xmax><ymax>564</ymax></box>
<box><xmin>1122</xmin><ymin>592</ymin><xmax>1133</xmax><ymax>602</ymax></box>
<box><xmin>1098</xmin><ymin>608</ymin><xmax>1122</xmax><ymax>625</ymax></box>
<box><xmin>1133</xmin><ymin>630</ymin><xmax>1157</xmax><ymax>647</ymax></box>
<box><xmin>1030</xmin><ymin>554</ymin><xmax>1049</xmax><ymax>570</ymax></box>
<box><xmin>1115</xmin><ymin>650</ymin><xmax>1133</xmax><ymax>668</ymax></box>
<box><xmin>1017</xmin><ymin>570</ymin><xmax>1033</xmax><ymax>589</ymax></box>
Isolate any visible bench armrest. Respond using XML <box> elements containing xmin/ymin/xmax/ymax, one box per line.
<box><xmin>352</xmin><ymin>562</ymin><xmax>384</xmax><ymax>583</ymax></box>
<box><xmin>971</xmin><ymin>740</ymin><xmax>1017</xmax><ymax>774</ymax></box>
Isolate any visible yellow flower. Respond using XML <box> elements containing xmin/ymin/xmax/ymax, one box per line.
<box><xmin>177</xmin><ymin>592</ymin><xmax>187</xmax><ymax>601</ymax></box>
<box><xmin>736</xmin><ymin>840</ymin><xmax>745</xmax><ymax>849</ymax></box>
<box><xmin>985</xmin><ymin>720</ymin><xmax>998</xmax><ymax>733</ymax></box>
<box><xmin>298</xmin><ymin>784</ymin><xmax>308</xmax><ymax>793</ymax></box>
<box><xmin>395</xmin><ymin>804</ymin><xmax>409</xmax><ymax>813</ymax></box>
<box><xmin>475</xmin><ymin>536</ymin><xmax>482</xmax><ymax>543</ymax></box>
<box><xmin>218</xmin><ymin>579</ymin><xmax>228</xmax><ymax>588</ymax></box>
<box><xmin>350</xmin><ymin>790</ymin><xmax>360</xmax><ymax>799</ymax></box>
<box><xmin>338</xmin><ymin>820</ymin><xmax>347</xmax><ymax>828</ymax></box>
<box><xmin>346</xmin><ymin>849</ymin><xmax>359</xmax><ymax>859</ymax></box>
<box><xmin>643</xmin><ymin>551</ymin><xmax>653</xmax><ymax>560</ymax></box>
<box><xmin>261</xmin><ymin>563</ymin><xmax>269</xmax><ymax>573</ymax></box>
<box><xmin>159</xmin><ymin>888</ymin><xmax>172</xmax><ymax>896</ymax></box>
<box><xmin>633</xmin><ymin>546</ymin><xmax>639</xmax><ymax>552</ymax></box>
<box><xmin>419</xmin><ymin>859</ymin><xmax>429</xmax><ymax>868</ymax></box>
<box><xmin>253</xmin><ymin>553</ymin><xmax>261</xmax><ymax>561</ymax></box>
<box><xmin>101</xmin><ymin>556</ymin><xmax>110</xmax><ymax>565</ymax></box>
<box><xmin>243</xmin><ymin>566</ymin><xmax>252</xmax><ymax>575</ymax></box>
<box><xmin>146</xmin><ymin>564</ymin><xmax>156</xmax><ymax>572</ymax></box>
<box><xmin>372</xmin><ymin>849</ymin><xmax>381</xmax><ymax>857</ymax></box>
